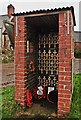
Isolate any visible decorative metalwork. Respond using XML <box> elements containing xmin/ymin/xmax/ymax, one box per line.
<box><xmin>38</xmin><ymin>34</ymin><xmax>58</xmax><ymax>88</ymax></box>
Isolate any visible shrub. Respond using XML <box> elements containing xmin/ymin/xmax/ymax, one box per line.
<box><xmin>74</xmin><ymin>49</ymin><xmax>81</xmax><ymax>58</ymax></box>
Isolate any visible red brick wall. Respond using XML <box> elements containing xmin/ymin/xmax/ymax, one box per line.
<box><xmin>14</xmin><ymin>10</ymin><xmax>74</xmax><ymax>117</ymax></box>
<box><xmin>14</xmin><ymin>16</ymin><xmax>27</xmax><ymax>106</ymax></box>
<box><xmin>58</xmin><ymin>10</ymin><xmax>74</xmax><ymax>118</ymax></box>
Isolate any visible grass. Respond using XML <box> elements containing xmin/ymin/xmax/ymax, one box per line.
<box><xmin>0</xmin><ymin>85</ymin><xmax>23</xmax><ymax>119</ymax></box>
<box><xmin>2</xmin><ymin>49</ymin><xmax>14</xmax><ymax>63</ymax></box>
<box><xmin>0</xmin><ymin>74</ymin><xmax>81</xmax><ymax>119</ymax></box>
<box><xmin>2</xmin><ymin>59</ymin><xmax>14</xmax><ymax>63</ymax></box>
<box><xmin>67</xmin><ymin>74</ymin><xmax>81</xmax><ymax>119</ymax></box>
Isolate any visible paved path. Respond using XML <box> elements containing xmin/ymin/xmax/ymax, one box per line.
<box><xmin>0</xmin><ymin>62</ymin><xmax>14</xmax><ymax>87</ymax></box>
<box><xmin>74</xmin><ymin>58</ymin><xmax>81</xmax><ymax>74</ymax></box>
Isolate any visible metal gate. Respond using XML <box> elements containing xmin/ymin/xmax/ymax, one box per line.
<box><xmin>38</xmin><ymin>34</ymin><xmax>58</xmax><ymax>88</ymax></box>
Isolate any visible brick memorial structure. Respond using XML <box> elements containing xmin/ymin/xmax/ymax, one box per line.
<box><xmin>13</xmin><ymin>6</ymin><xmax>76</xmax><ymax>118</ymax></box>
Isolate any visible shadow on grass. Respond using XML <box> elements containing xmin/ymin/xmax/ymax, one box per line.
<box><xmin>16</xmin><ymin>99</ymin><xmax>57</xmax><ymax>119</ymax></box>
<box><xmin>17</xmin><ymin>114</ymin><xmax>49</xmax><ymax>120</ymax></box>
<box><xmin>1</xmin><ymin>115</ymin><xmax>57</xmax><ymax>120</ymax></box>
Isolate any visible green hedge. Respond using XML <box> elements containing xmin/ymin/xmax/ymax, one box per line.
<box><xmin>74</xmin><ymin>49</ymin><xmax>81</xmax><ymax>58</ymax></box>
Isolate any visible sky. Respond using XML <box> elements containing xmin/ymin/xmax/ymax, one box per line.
<box><xmin>0</xmin><ymin>0</ymin><xmax>81</xmax><ymax>31</ymax></box>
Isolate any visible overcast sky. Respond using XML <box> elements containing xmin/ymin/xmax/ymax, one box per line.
<box><xmin>0</xmin><ymin>0</ymin><xmax>81</xmax><ymax>31</ymax></box>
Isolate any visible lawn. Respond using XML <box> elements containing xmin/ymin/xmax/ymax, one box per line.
<box><xmin>0</xmin><ymin>85</ymin><xmax>23</xmax><ymax>119</ymax></box>
<box><xmin>67</xmin><ymin>74</ymin><xmax>81</xmax><ymax>119</ymax></box>
<box><xmin>0</xmin><ymin>74</ymin><xmax>81</xmax><ymax>119</ymax></box>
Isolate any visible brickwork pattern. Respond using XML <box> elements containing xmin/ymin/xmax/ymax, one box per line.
<box><xmin>14</xmin><ymin>16</ymin><xmax>27</xmax><ymax>106</ymax></box>
<box><xmin>58</xmin><ymin>11</ymin><xmax>74</xmax><ymax>118</ymax></box>
<box><xmin>14</xmin><ymin>10</ymin><xmax>74</xmax><ymax>117</ymax></box>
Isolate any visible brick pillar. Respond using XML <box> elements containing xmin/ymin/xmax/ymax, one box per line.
<box><xmin>14</xmin><ymin>16</ymin><xmax>27</xmax><ymax>106</ymax></box>
<box><xmin>58</xmin><ymin>11</ymin><xmax>74</xmax><ymax>118</ymax></box>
